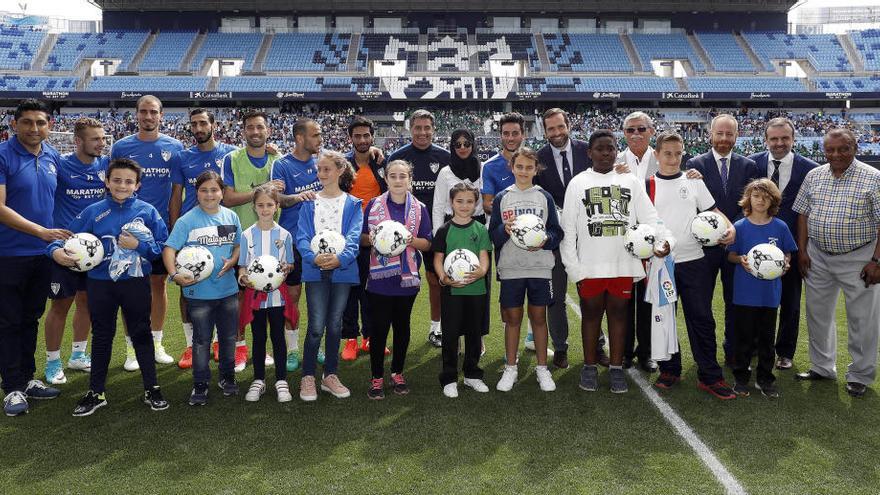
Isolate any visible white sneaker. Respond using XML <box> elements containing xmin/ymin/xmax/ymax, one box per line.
<box><xmin>496</xmin><ymin>366</ymin><xmax>518</xmax><ymax>392</ymax></box>
<box><xmin>245</xmin><ymin>380</ymin><xmax>265</xmax><ymax>402</ymax></box>
<box><xmin>124</xmin><ymin>345</ymin><xmax>139</xmax><ymax>372</ymax></box>
<box><xmin>463</xmin><ymin>378</ymin><xmax>490</xmax><ymax>393</ymax></box>
<box><xmin>275</xmin><ymin>380</ymin><xmax>292</xmax><ymax>402</ymax></box>
<box><xmin>536</xmin><ymin>366</ymin><xmax>557</xmax><ymax>392</ymax></box>
<box><xmin>265</xmin><ymin>355</ymin><xmax>275</xmax><ymax>367</ymax></box>
<box><xmin>153</xmin><ymin>343</ymin><xmax>174</xmax><ymax>364</ymax></box>
<box><xmin>442</xmin><ymin>382</ymin><xmax>459</xmax><ymax>398</ymax></box>
<box><xmin>67</xmin><ymin>352</ymin><xmax>91</xmax><ymax>372</ymax></box>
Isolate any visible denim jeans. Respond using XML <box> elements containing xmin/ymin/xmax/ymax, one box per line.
<box><xmin>303</xmin><ymin>272</ymin><xmax>351</xmax><ymax>377</ymax></box>
<box><xmin>187</xmin><ymin>294</ymin><xmax>239</xmax><ymax>384</ymax></box>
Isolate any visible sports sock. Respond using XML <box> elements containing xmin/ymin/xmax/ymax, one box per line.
<box><xmin>285</xmin><ymin>329</ymin><xmax>299</xmax><ymax>352</ymax></box>
<box><xmin>236</xmin><ymin>339</ymin><xmax>247</xmax><ymax>348</ymax></box>
<box><xmin>151</xmin><ymin>329</ymin><xmax>163</xmax><ymax>343</ymax></box>
<box><xmin>183</xmin><ymin>323</ymin><xmax>193</xmax><ymax>347</ymax></box>
<box><xmin>71</xmin><ymin>341</ymin><xmax>87</xmax><ymax>354</ymax></box>
<box><xmin>46</xmin><ymin>350</ymin><xmax>61</xmax><ymax>362</ymax></box>
<box><xmin>125</xmin><ymin>335</ymin><xmax>133</xmax><ymax>347</ymax></box>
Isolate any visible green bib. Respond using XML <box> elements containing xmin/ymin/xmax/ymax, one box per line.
<box><xmin>228</xmin><ymin>148</ymin><xmax>279</xmax><ymax>229</ymax></box>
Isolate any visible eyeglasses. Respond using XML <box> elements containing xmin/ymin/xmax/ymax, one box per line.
<box><xmin>624</xmin><ymin>126</ymin><xmax>649</xmax><ymax>134</ymax></box>
<box><xmin>453</xmin><ymin>141</ymin><xmax>473</xmax><ymax>149</ymax></box>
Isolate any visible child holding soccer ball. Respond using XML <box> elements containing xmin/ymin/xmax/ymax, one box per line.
<box><xmin>489</xmin><ymin>147</ymin><xmax>563</xmax><ymax>392</ymax></box>
<box><xmin>727</xmin><ymin>178</ymin><xmax>796</xmax><ymax>399</ymax></box>
<box><xmin>433</xmin><ymin>182</ymin><xmax>491</xmax><ymax>398</ymax></box>
<box><xmin>296</xmin><ymin>151</ymin><xmax>363</xmax><ymax>402</ymax></box>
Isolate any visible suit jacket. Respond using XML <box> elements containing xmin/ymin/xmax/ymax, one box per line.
<box><xmin>684</xmin><ymin>151</ymin><xmax>759</xmax><ymax>222</ymax></box>
<box><xmin>748</xmin><ymin>151</ymin><xmax>819</xmax><ymax>241</ymax></box>
<box><xmin>616</xmin><ymin>147</ymin><xmax>659</xmax><ymax>180</ymax></box>
<box><xmin>536</xmin><ymin>138</ymin><xmax>591</xmax><ymax>209</ymax></box>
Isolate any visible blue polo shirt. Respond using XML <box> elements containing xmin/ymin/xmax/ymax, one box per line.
<box><xmin>480</xmin><ymin>153</ymin><xmax>513</xmax><ymax>196</ymax></box>
<box><xmin>0</xmin><ymin>136</ymin><xmax>61</xmax><ymax>255</ymax></box>
<box><xmin>54</xmin><ymin>153</ymin><xmax>107</xmax><ymax>229</ymax></box>
<box><xmin>171</xmin><ymin>143</ymin><xmax>237</xmax><ymax>215</ymax></box>
<box><xmin>271</xmin><ymin>153</ymin><xmax>321</xmax><ymax>236</ymax></box>
<box><xmin>110</xmin><ymin>133</ymin><xmax>184</xmax><ymax>226</ymax></box>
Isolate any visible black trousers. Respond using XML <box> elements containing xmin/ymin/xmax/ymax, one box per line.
<box><xmin>251</xmin><ymin>306</ymin><xmax>287</xmax><ymax>381</ymax></box>
<box><xmin>439</xmin><ymin>293</ymin><xmax>485</xmax><ymax>386</ymax></box>
<box><xmin>341</xmin><ymin>247</ymin><xmax>372</xmax><ymax>340</ymax></box>
<box><xmin>774</xmin><ymin>251</ymin><xmax>803</xmax><ymax>360</ymax></box>
<box><xmin>703</xmin><ymin>246</ymin><xmax>736</xmax><ymax>357</ymax></box>
<box><xmin>367</xmin><ymin>292</ymin><xmax>416</xmax><ymax>378</ymax></box>
<box><xmin>733</xmin><ymin>304</ymin><xmax>777</xmax><ymax>385</ymax></box>
<box><xmin>625</xmin><ymin>279</ymin><xmax>651</xmax><ymax>362</ymax></box>
<box><xmin>87</xmin><ymin>277</ymin><xmax>157</xmax><ymax>394</ymax></box>
<box><xmin>0</xmin><ymin>256</ymin><xmax>50</xmax><ymax>394</ymax></box>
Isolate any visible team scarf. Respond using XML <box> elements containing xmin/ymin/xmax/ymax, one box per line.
<box><xmin>108</xmin><ymin>220</ymin><xmax>155</xmax><ymax>281</ymax></box>
<box><xmin>645</xmin><ymin>254</ymin><xmax>679</xmax><ymax>362</ymax></box>
<box><xmin>367</xmin><ymin>191</ymin><xmax>421</xmax><ymax>288</ymax></box>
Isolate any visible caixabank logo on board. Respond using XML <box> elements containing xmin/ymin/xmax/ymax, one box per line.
<box><xmin>190</xmin><ymin>91</ymin><xmax>232</xmax><ymax>99</ymax></box>
<box><xmin>662</xmin><ymin>92</ymin><xmax>703</xmax><ymax>100</ymax></box>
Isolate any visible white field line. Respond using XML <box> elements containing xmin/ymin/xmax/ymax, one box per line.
<box><xmin>565</xmin><ymin>293</ymin><xmax>748</xmax><ymax>495</ymax></box>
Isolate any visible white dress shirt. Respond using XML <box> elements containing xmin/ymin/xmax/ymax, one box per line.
<box><xmin>550</xmin><ymin>139</ymin><xmax>573</xmax><ymax>184</ymax></box>
<box><xmin>768</xmin><ymin>151</ymin><xmax>794</xmax><ymax>193</ymax></box>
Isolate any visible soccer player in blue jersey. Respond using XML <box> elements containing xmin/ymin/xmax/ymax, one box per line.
<box><xmin>0</xmin><ymin>99</ymin><xmax>68</xmax><ymax>416</ymax></box>
<box><xmin>387</xmin><ymin>110</ymin><xmax>450</xmax><ymax>346</ymax></box>
<box><xmin>169</xmin><ymin>108</ymin><xmax>237</xmax><ymax>370</ymax></box>
<box><xmin>481</xmin><ymin>112</ymin><xmax>525</xmax><ymax>216</ymax></box>
<box><xmin>110</xmin><ymin>95</ymin><xmax>184</xmax><ymax>370</ymax></box>
<box><xmin>43</xmin><ymin>117</ymin><xmax>108</xmax><ymax>385</ymax></box>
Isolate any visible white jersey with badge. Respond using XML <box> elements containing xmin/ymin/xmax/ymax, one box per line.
<box><xmin>652</xmin><ymin>174</ymin><xmax>716</xmax><ymax>263</ymax></box>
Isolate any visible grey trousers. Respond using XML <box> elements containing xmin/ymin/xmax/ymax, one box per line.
<box><xmin>546</xmin><ymin>249</ymin><xmax>606</xmax><ymax>353</ymax></box>
<box><xmin>804</xmin><ymin>240</ymin><xmax>880</xmax><ymax>385</ymax></box>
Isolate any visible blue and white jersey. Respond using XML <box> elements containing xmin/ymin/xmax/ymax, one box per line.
<box><xmin>171</xmin><ymin>143</ymin><xmax>237</xmax><ymax>215</ymax></box>
<box><xmin>239</xmin><ymin>222</ymin><xmax>294</xmax><ymax>309</ymax></box>
<box><xmin>110</xmin><ymin>133</ymin><xmax>184</xmax><ymax>226</ymax></box>
<box><xmin>166</xmin><ymin>206</ymin><xmax>241</xmax><ymax>300</ymax></box>
<box><xmin>271</xmin><ymin>153</ymin><xmax>321</xmax><ymax>236</ymax></box>
<box><xmin>54</xmin><ymin>154</ymin><xmax>107</xmax><ymax>229</ymax></box>
<box><xmin>480</xmin><ymin>152</ymin><xmax>513</xmax><ymax>196</ymax></box>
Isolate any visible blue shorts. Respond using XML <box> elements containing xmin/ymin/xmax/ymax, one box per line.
<box><xmin>499</xmin><ymin>278</ymin><xmax>553</xmax><ymax>309</ymax></box>
<box><xmin>284</xmin><ymin>249</ymin><xmax>303</xmax><ymax>286</ymax></box>
<box><xmin>48</xmin><ymin>262</ymin><xmax>88</xmax><ymax>300</ymax></box>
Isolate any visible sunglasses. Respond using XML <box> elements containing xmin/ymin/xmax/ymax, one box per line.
<box><xmin>453</xmin><ymin>141</ymin><xmax>473</xmax><ymax>149</ymax></box>
<box><xmin>624</xmin><ymin>126</ymin><xmax>649</xmax><ymax>134</ymax></box>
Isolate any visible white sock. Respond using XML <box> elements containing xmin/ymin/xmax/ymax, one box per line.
<box><xmin>236</xmin><ymin>339</ymin><xmax>247</xmax><ymax>348</ymax></box>
<box><xmin>285</xmin><ymin>329</ymin><xmax>299</xmax><ymax>352</ymax></box>
<box><xmin>125</xmin><ymin>335</ymin><xmax>133</xmax><ymax>347</ymax></box>
<box><xmin>72</xmin><ymin>341</ymin><xmax>87</xmax><ymax>354</ymax></box>
<box><xmin>151</xmin><ymin>330</ymin><xmax>163</xmax><ymax>343</ymax></box>
<box><xmin>536</xmin><ymin>364</ymin><xmax>548</xmax><ymax>371</ymax></box>
<box><xmin>505</xmin><ymin>364</ymin><xmax>517</xmax><ymax>371</ymax></box>
<box><xmin>431</xmin><ymin>320</ymin><xmax>440</xmax><ymax>334</ymax></box>
<box><xmin>212</xmin><ymin>332</ymin><xmax>218</xmax><ymax>343</ymax></box>
<box><xmin>46</xmin><ymin>350</ymin><xmax>61</xmax><ymax>362</ymax></box>
<box><xmin>183</xmin><ymin>323</ymin><xmax>193</xmax><ymax>347</ymax></box>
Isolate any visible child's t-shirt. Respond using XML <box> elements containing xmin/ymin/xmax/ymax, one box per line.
<box><xmin>239</xmin><ymin>222</ymin><xmax>294</xmax><ymax>309</ymax></box>
<box><xmin>729</xmin><ymin>217</ymin><xmax>797</xmax><ymax>308</ymax></box>
<box><xmin>314</xmin><ymin>194</ymin><xmax>347</xmax><ymax>234</ymax></box>
<box><xmin>433</xmin><ymin>219</ymin><xmax>492</xmax><ymax>296</ymax></box>
<box><xmin>165</xmin><ymin>206</ymin><xmax>241</xmax><ymax>300</ymax></box>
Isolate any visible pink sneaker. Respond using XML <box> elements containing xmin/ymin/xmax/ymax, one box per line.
<box><xmin>299</xmin><ymin>375</ymin><xmax>317</xmax><ymax>402</ymax></box>
<box><xmin>320</xmin><ymin>374</ymin><xmax>351</xmax><ymax>398</ymax></box>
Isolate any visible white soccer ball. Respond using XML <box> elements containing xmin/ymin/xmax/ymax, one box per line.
<box><xmin>310</xmin><ymin>229</ymin><xmax>346</xmax><ymax>255</ymax></box>
<box><xmin>247</xmin><ymin>255</ymin><xmax>285</xmax><ymax>292</ymax></box>
<box><xmin>624</xmin><ymin>224</ymin><xmax>657</xmax><ymax>259</ymax></box>
<box><xmin>63</xmin><ymin>232</ymin><xmax>104</xmax><ymax>272</ymax></box>
<box><xmin>372</xmin><ymin>220</ymin><xmax>411</xmax><ymax>257</ymax></box>
<box><xmin>175</xmin><ymin>245</ymin><xmax>215</xmax><ymax>282</ymax></box>
<box><xmin>691</xmin><ymin>211</ymin><xmax>727</xmax><ymax>247</ymax></box>
<box><xmin>510</xmin><ymin>213</ymin><xmax>547</xmax><ymax>250</ymax></box>
<box><xmin>443</xmin><ymin>248</ymin><xmax>480</xmax><ymax>283</ymax></box>
<box><xmin>747</xmin><ymin>243</ymin><xmax>786</xmax><ymax>280</ymax></box>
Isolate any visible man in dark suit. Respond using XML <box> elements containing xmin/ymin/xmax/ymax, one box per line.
<box><xmin>534</xmin><ymin>108</ymin><xmax>594</xmax><ymax>369</ymax></box>
<box><xmin>748</xmin><ymin>117</ymin><xmax>818</xmax><ymax>370</ymax></box>
<box><xmin>684</xmin><ymin>114</ymin><xmax>760</xmax><ymax>365</ymax></box>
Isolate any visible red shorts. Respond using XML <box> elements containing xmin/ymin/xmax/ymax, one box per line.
<box><xmin>577</xmin><ymin>277</ymin><xmax>634</xmax><ymax>300</ymax></box>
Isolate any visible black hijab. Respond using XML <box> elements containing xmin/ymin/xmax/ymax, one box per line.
<box><xmin>448</xmin><ymin>128</ymin><xmax>481</xmax><ymax>182</ymax></box>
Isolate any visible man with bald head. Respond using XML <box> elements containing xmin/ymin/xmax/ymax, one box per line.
<box><xmin>684</xmin><ymin>114</ymin><xmax>759</xmax><ymax>396</ymax></box>
<box><xmin>792</xmin><ymin>128</ymin><xmax>880</xmax><ymax>397</ymax></box>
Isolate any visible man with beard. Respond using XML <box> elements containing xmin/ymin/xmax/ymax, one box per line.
<box><xmin>684</xmin><ymin>114</ymin><xmax>759</xmax><ymax>376</ymax></box>
<box><xmin>110</xmin><ymin>95</ymin><xmax>184</xmax><ymax>371</ymax></box>
<box><xmin>222</xmin><ymin>110</ymin><xmax>284</xmax><ymax>372</ymax></box>
<box><xmin>169</xmin><ymin>108</ymin><xmax>237</xmax><ymax>369</ymax></box>
<box><xmin>387</xmin><ymin>110</ymin><xmax>449</xmax><ymax>347</ymax></box>
<box><xmin>481</xmin><ymin>112</ymin><xmax>525</xmax><ymax>216</ymax></box>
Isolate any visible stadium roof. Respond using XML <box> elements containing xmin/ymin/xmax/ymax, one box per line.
<box><xmin>92</xmin><ymin>0</ymin><xmax>798</xmax><ymax>14</ymax></box>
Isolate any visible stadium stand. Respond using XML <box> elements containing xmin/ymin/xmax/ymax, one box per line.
<box><xmin>0</xmin><ymin>74</ymin><xmax>77</xmax><ymax>91</ymax></box>
<box><xmin>425</xmin><ymin>33</ymin><xmax>470</xmax><ymax>72</ymax></box>
<box><xmin>742</xmin><ymin>32</ymin><xmax>851</xmax><ymax>72</ymax></box>
<box><xmin>814</xmin><ymin>76</ymin><xmax>880</xmax><ymax>92</ymax></box>
<box><xmin>518</xmin><ymin>76</ymin><xmax>678</xmax><ymax>92</ymax></box>
<box><xmin>44</xmin><ymin>31</ymin><xmax>148</xmax><ymax>71</ymax></box>
<box><xmin>474</xmin><ymin>34</ymin><xmax>540</xmax><ymax>71</ymax></box>
<box><xmin>263</xmin><ymin>33</ymin><xmax>351</xmax><ymax>72</ymax></box>
<box><xmin>542</xmin><ymin>34</ymin><xmax>633</xmax><ymax>72</ymax></box>
<box><xmin>216</xmin><ymin>76</ymin><xmax>379</xmax><ymax>92</ymax></box>
<box><xmin>685</xmin><ymin>77</ymin><xmax>806</xmax><ymax>92</ymax></box>
<box><xmin>850</xmin><ymin>29</ymin><xmax>880</xmax><ymax>71</ymax></box>
<box><xmin>87</xmin><ymin>75</ymin><xmax>209</xmax><ymax>91</ymax></box>
<box><xmin>357</xmin><ymin>33</ymin><xmax>420</xmax><ymax>70</ymax></box>
<box><xmin>138</xmin><ymin>31</ymin><xmax>197</xmax><ymax>71</ymax></box>
<box><xmin>694</xmin><ymin>32</ymin><xmax>757</xmax><ymax>72</ymax></box>
<box><xmin>629</xmin><ymin>33</ymin><xmax>706</xmax><ymax>73</ymax></box>
<box><xmin>189</xmin><ymin>32</ymin><xmax>263</xmax><ymax>72</ymax></box>
<box><xmin>0</xmin><ymin>25</ymin><xmax>44</xmax><ymax>71</ymax></box>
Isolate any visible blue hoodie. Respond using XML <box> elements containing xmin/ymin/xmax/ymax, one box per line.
<box><xmin>47</xmin><ymin>196</ymin><xmax>168</xmax><ymax>281</ymax></box>
<box><xmin>295</xmin><ymin>193</ymin><xmax>363</xmax><ymax>284</ymax></box>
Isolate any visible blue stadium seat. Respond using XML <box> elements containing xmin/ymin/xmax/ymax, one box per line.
<box><xmin>742</xmin><ymin>32</ymin><xmax>851</xmax><ymax>72</ymax></box>
<box><xmin>264</xmin><ymin>33</ymin><xmax>350</xmax><ymax>72</ymax></box>
<box><xmin>139</xmin><ymin>31</ymin><xmax>197</xmax><ymax>71</ymax></box>
<box><xmin>686</xmin><ymin>77</ymin><xmax>805</xmax><ymax>92</ymax></box>
<box><xmin>813</xmin><ymin>75</ymin><xmax>880</xmax><ymax>92</ymax></box>
<box><xmin>87</xmin><ymin>76</ymin><xmax>208</xmax><ymax>91</ymax></box>
<box><xmin>357</xmin><ymin>33</ymin><xmax>420</xmax><ymax>70</ymax></box>
<box><xmin>850</xmin><ymin>29</ymin><xmax>880</xmax><ymax>72</ymax></box>
<box><xmin>0</xmin><ymin>74</ymin><xmax>77</xmax><ymax>91</ymax></box>
<box><xmin>542</xmin><ymin>34</ymin><xmax>632</xmax><ymax>72</ymax></box>
<box><xmin>217</xmin><ymin>76</ymin><xmax>380</xmax><ymax>92</ymax></box>
<box><xmin>0</xmin><ymin>25</ymin><xmax>44</xmax><ymax>70</ymax></box>
<box><xmin>189</xmin><ymin>32</ymin><xmax>263</xmax><ymax>72</ymax></box>
<box><xmin>474</xmin><ymin>34</ymin><xmax>540</xmax><ymax>71</ymax></box>
<box><xmin>630</xmin><ymin>33</ymin><xmax>706</xmax><ymax>73</ymax></box>
<box><xmin>44</xmin><ymin>31</ymin><xmax>148</xmax><ymax>71</ymax></box>
<box><xmin>518</xmin><ymin>76</ymin><xmax>677</xmax><ymax>92</ymax></box>
<box><xmin>694</xmin><ymin>32</ymin><xmax>756</xmax><ymax>72</ymax></box>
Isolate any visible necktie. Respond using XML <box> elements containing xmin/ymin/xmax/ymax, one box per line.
<box><xmin>720</xmin><ymin>157</ymin><xmax>729</xmax><ymax>193</ymax></box>
<box><xmin>771</xmin><ymin>159</ymin><xmax>781</xmax><ymax>187</ymax></box>
<box><xmin>561</xmin><ymin>150</ymin><xmax>572</xmax><ymax>185</ymax></box>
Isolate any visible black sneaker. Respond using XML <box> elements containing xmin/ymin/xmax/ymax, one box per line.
<box><xmin>72</xmin><ymin>390</ymin><xmax>107</xmax><ymax>417</ymax></box>
<box><xmin>367</xmin><ymin>378</ymin><xmax>384</xmax><ymax>400</ymax></box>
<box><xmin>846</xmin><ymin>382</ymin><xmax>867</xmax><ymax>398</ymax></box>
<box><xmin>609</xmin><ymin>368</ymin><xmax>628</xmax><ymax>394</ymax></box>
<box><xmin>144</xmin><ymin>386</ymin><xmax>169</xmax><ymax>411</ymax></box>
<box><xmin>189</xmin><ymin>382</ymin><xmax>208</xmax><ymax>406</ymax></box>
<box><xmin>733</xmin><ymin>382</ymin><xmax>751</xmax><ymax>397</ymax></box>
<box><xmin>654</xmin><ymin>372</ymin><xmax>681</xmax><ymax>390</ymax></box>
<box><xmin>756</xmin><ymin>382</ymin><xmax>779</xmax><ymax>399</ymax></box>
<box><xmin>427</xmin><ymin>330</ymin><xmax>442</xmax><ymax>348</ymax></box>
<box><xmin>219</xmin><ymin>378</ymin><xmax>239</xmax><ymax>397</ymax></box>
<box><xmin>390</xmin><ymin>373</ymin><xmax>410</xmax><ymax>395</ymax></box>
